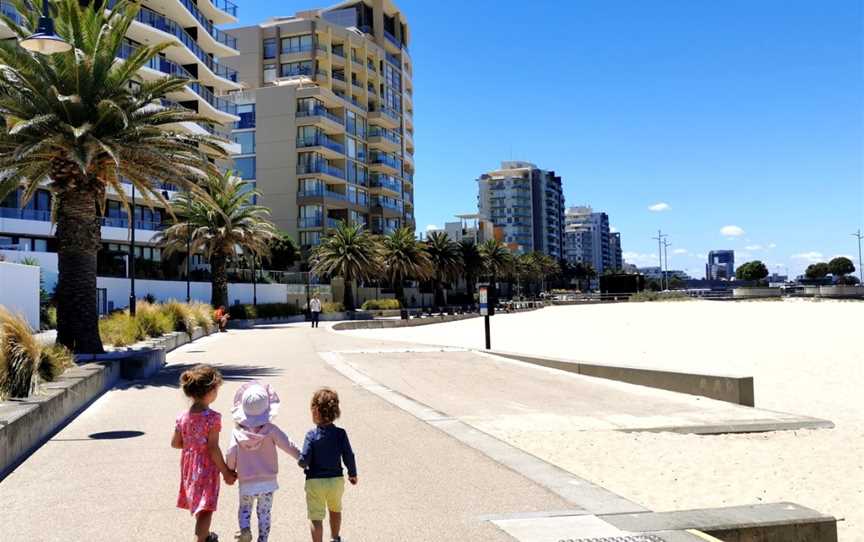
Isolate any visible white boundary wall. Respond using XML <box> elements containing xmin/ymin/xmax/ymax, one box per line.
<box><xmin>0</xmin><ymin>261</ymin><xmax>40</xmax><ymax>328</ymax></box>
<box><xmin>96</xmin><ymin>277</ymin><xmax>288</xmax><ymax>310</ymax></box>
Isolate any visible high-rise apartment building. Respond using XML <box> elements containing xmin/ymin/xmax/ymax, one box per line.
<box><xmin>706</xmin><ymin>250</ymin><xmax>735</xmax><ymax>280</ymax></box>
<box><xmin>225</xmin><ymin>0</ymin><xmax>415</xmax><ymax>248</ymax></box>
<box><xmin>609</xmin><ymin>231</ymin><xmax>623</xmax><ymax>271</ymax></box>
<box><xmin>477</xmin><ymin>161</ymin><xmax>564</xmax><ymax>258</ymax></box>
<box><xmin>0</xmin><ymin>1</ymin><xmax>241</xmax><ymax>294</ymax></box>
<box><xmin>564</xmin><ymin>206</ymin><xmax>612</xmax><ymax>273</ymax></box>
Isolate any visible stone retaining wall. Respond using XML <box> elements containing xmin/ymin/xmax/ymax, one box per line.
<box><xmin>0</xmin><ymin>327</ymin><xmax>212</xmax><ymax>479</ymax></box>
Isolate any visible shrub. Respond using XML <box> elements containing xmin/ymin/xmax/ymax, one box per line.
<box><xmin>361</xmin><ymin>299</ymin><xmax>401</xmax><ymax>310</ymax></box>
<box><xmin>0</xmin><ymin>309</ymin><xmax>73</xmax><ymax>399</ymax></box>
<box><xmin>629</xmin><ymin>291</ymin><xmax>691</xmax><ymax>303</ymax></box>
<box><xmin>135</xmin><ymin>301</ymin><xmax>174</xmax><ymax>338</ymax></box>
<box><xmin>99</xmin><ymin>312</ymin><xmax>143</xmax><ymax>347</ymax></box>
<box><xmin>189</xmin><ymin>303</ymin><xmax>215</xmax><ymax>332</ymax></box>
<box><xmin>322</xmin><ymin>301</ymin><xmax>345</xmax><ymax>313</ymax></box>
<box><xmin>42</xmin><ymin>306</ymin><xmax>57</xmax><ymax>331</ymax></box>
<box><xmin>828</xmin><ymin>257</ymin><xmax>855</xmax><ymax>282</ymax></box>
<box><xmin>162</xmin><ymin>301</ymin><xmax>197</xmax><ymax>336</ymax></box>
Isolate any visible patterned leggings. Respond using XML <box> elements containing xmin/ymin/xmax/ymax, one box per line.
<box><xmin>239</xmin><ymin>492</ymin><xmax>274</xmax><ymax>542</ymax></box>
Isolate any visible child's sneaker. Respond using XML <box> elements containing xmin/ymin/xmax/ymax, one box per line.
<box><xmin>235</xmin><ymin>529</ymin><xmax>252</xmax><ymax>542</ymax></box>
<box><xmin>205</xmin><ymin>534</ymin><xmax>219</xmax><ymax>542</ymax></box>
<box><xmin>330</xmin><ymin>538</ymin><xmax>342</xmax><ymax>542</ymax></box>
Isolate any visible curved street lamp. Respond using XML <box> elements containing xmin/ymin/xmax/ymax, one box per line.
<box><xmin>20</xmin><ymin>0</ymin><xmax>72</xmax><ymax>55</ymax></box>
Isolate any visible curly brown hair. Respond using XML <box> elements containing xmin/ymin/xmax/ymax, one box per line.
<box><xmin>179</xmin><ymin>365</ymin><xmax>223</xmax><ymax>400</ymax></box>
<box><xmin>311</xmin><ymin>387</ymin><xmax>341</xmax><ymax>424</ymax></box>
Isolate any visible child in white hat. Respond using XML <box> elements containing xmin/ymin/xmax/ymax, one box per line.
<box><xmin>226</xmin><ymin>382</ymin><xmax>301</xmax><ymax>542</ymax></box>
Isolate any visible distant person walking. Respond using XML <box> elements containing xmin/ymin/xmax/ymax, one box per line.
<box><xmin>309</xmin><ymin>294</ymin><xmax>322</xmax><ymax>328</ymax></box>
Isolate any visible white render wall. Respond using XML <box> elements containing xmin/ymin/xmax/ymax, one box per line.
<box><xmin>96</xmin><ymin>277</ymin><xmax>289</xmax><ymax>311</ymax></box>
<box><xmin>0</xmin><ymin>261</ymin><xmax>40</xmax><ymax>329</ymax></box>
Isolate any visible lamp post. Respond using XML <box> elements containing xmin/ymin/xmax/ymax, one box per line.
<box><xmin>19</xmin><ymin>0</ymin><xmax>72</xmax><ymax>55</ymax></box>
<box><xmin>251</xmin><ymin>252</ymin><xmax>258</xmax><ymax>307</ymax></box>
<box><xmin>128</xmin><ymin>184</ymin><xmax>137</xmax><ymax>316</ymax></box>
<box><xmin>652</xmin><ymin>230</ymin><xmax>667</xmax><ymax>290</ymax></box>
<box><xmin>853</xmin><ymin>229</ymin><xmax>863</xmax><ymax>284</ymax></box>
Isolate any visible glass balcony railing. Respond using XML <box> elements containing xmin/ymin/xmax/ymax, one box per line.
<box><xmin>384</xmin><ymin>30</ymin><xmax>400</xmax><ymax>48</ymax></box>
<box><xmin>369</xmin><ymin>105</ymin><xmax>400</xmax><ymax>121</ymax></box>
<box><xmin>332</xmin><ymin>71</ymin><xmax>346</xmax><ymax>82</ymax></box>
<box><xmin>298</xmin><ymin>216</ymin><xmax>323</xmax><ymax>229</ymax></box>
<box><xmin>107</xmin><ymin>1</ymin><xmax>238</xmax><ymax>82</ymax></box>
<box><xmin>298</xmin><ymin>188</ymin><xmax>348</xmax><ymax>201</ymax></box>
<box><xmin>372</xmin><ymin>197</ymin><xmax>403</xmax><ymax>212</ymax></box>
<box><xmin>326</xmin><ymin>218</ymin><xmax>343</xmax><ymax>229</ymax></box>
<box><xmin>297</xmin><ymin>135</ymin><xmax>345</xmax><ymax>154</ymax></box>
<box><xmin>332</xmin><ymin>48</ymin><xmax>346</xmax><ymax>59</ymax></box>
<box><xmin>282</xmin><ymin>44</ymin><xmax>314</xmax><ymax>55</ymax></box>
<box><xmin>101</xmin><ymin>217</ymin><xmax>165</xmax><ymax>231</ymax></box>
<box><xmin>368</xmin><ymin>127</ymin><xmax>401</xmax><ymax>145</ymax></box>
<box><xmin>296</xmin><ymin>106</ymin><xmax>345</xmax><ymax>125</ymax></box>
<box><xmin>0</xmin><ymin>207</ymin><xmax>50</xmax><ymax>221</ymax></box>
<box><xmin>177</xmin><ymin>0</ymin><xmax>237</xmax><ymax>49</ymax></box>
<box><xmin>297</xmin><ymin>161</ymin><xmax>346</xmax><ymax>180</ymax></box>
<box><xmin>370</xmin><ymin>175</ymin><xmax>401</xmax><ymax>193</ymax></box>
<box><xmin>385</xmin><ymin>52</ymin><xmax>401</xmax><ymax>68</ymax></box>
<box><xmin>370</xmin><ymin>153</ymin><xmax>402</xmax><ymax>170</ymax></box>
<box><xmin>0</xmin><ymin>1</ymin><xmax>22</xmax><ymax>24</ymax></box>
<box><xmin>208</xmin><ymin>0</ymin><xmax>238</xmax><ymax>18</ymax></box>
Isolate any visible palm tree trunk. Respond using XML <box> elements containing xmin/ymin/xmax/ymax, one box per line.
<box><xmin>343</xmin><ymin>275</ymin><xmax>355</xmax><ymax>312</ymax></box>
<box><xmin>210</xmin><ymin>253</ymin><xmax>229</xmax><ymax>308</ymax></box>
<box><xmin>55</xmin><ymin>179</ymin><xmax>105</xmax><ymax>354</ymax></box>
<box><xmin>394</xmin><ymin>279</ymin><xmax>405</xmax><ymax>307</ymax></box>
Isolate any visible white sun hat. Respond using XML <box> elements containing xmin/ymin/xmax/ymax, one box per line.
<box><xmin>232</xmin><ymin>381</ymin><xmax>281</xmax><ymax>427</ymax></box>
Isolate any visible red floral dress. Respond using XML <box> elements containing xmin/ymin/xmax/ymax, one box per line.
<box><xmin>176</xmin><ymin>409</ymin><xmax>222</xmax><ymax>515</ymax></box>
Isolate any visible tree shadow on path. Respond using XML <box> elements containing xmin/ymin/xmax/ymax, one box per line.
<box><xmin>118</xmin><ymin>362</ymin><xmax>284</xmax><ymax>392</ymax></box>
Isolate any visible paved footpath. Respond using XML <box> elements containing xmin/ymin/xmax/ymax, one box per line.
<box><xmin>0</xmin><ymin>324</ymin><xmax>573</xmax><ymax>542</ymax></box>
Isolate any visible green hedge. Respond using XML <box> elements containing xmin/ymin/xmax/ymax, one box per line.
<box><xmin>228</xmin><ymin>303</ymin><xmax>302</xmax><ymax>320</ymax></box>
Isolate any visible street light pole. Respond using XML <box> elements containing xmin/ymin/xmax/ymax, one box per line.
<box><xmin>128</xmin><ymin>184</ymin><xmax>137</xmax><ymax>316</ymax></box>
<box><xmin>663</xmin><ymin>239</ymin><xmax>672</xmax><ymax>290</ymax></box>
<box><xmin>853</xmin><ymin>229</ymin><xmax>863</xmax><ymax>284</ymax></box>
<box><xmin>652</xmin><ymin>230</ymin><xmax>667</xmax><ymax>290</ymax></box>
<box><xmin>252</xmin><ymin>253</ymin><xmax>258</xmax><ymax>307</ymax></box>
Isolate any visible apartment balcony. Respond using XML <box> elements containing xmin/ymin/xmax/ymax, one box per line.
<box><xmin>367</xmin><ymin>127</ymin><xmax>401</xmax><ymax>153</ymax></box>
<box><xmin>369</xmin><ymin>175</ymin><xmax>402</xmax><ymax>196</ymax></box>
<box><xmin>368</xmin><ymin>106</ymin><xmax>400</xmax><ymax>129</ymax></box>
<box><xmin>404</xmin><ymin>192</ymin><xmax>414</xmax><ymax>207</ymax></box>
<box><xmin>404</xmin><ymin>111</ymin><xmax>414</xmax><ymax>132</ymax></box>
<box><xmin>403</xmin><ymin>172</ymin><xmax>414</xmax><ymax>188</ymax></box>
<box><xmin>296</xmin><ymin>107</ymin><xmax>345</xmax><ymax>135</ymax></box>
<box><xmin>402</xmin><ymin>151</ymin><xmax>415</xmax><ymax>171</ymax></box>
<box><xmin>403</xmin><ymin>88</ymin><xmax>413</xmax><ymax>108</ymax></box>
<box><xmin>370</xmin><ymin>201</ymin><xmax>403</xmax><ymax>218</ymax></box>
<box><xmin>297</xmin><ymin>161</ymin><xmax>346</xmax><ymax>184</ymax></box>
<box><xmin>280</xmin><ymin>43</ymin><xmax>315</xmax><ymax>61</ymax></box>
<box><xmin>298</xmin><ymin>216</ymin><xmax>323</xmax><ymax>230</ymax></box>
<box><xmin>369</xmin><ymin>154</ymin><xmax>402</xmax><ymax>176</ymax></box>
<box><xmin>107</xmin><ymin>1</ymin><xmax>240</xmax><ymax>90</ymax></box>
<box><xmin>296</xmin><ymin>134</ymin><xmax>345</xmax><ymax>160</ymax></box>
<box><xmin>198</xmin><ymin>0</ymin><xmax>239</xmax><ymax>25</ymax></box>
<box><xmin>297</xmin><ymin>188</ymin><xmax>349</xmax><ymax>209</ymax></box>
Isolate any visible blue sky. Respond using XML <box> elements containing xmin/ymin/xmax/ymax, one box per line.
<box><xmin>235</xmin><ymin>1</ymin><xmax>864</xmax><ymax>278</ymax></box>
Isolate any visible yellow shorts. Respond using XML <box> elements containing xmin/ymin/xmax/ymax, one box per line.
<box><xmin>305</xmin><ymin>477</ymin><xmax>345</xmax><ymax>521</ymax></box>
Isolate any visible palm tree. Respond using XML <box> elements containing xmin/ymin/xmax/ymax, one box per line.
<box><xmin>536</xmin><ymin>253</ymin><xmax>560</xmax><ymax>293</ymax></box>
<box><xmin>311</xmin><ymin>223</ymin><xmax>381</xmax><ymax>311</ymax></box>
<box><xmin>458</xmin><ymin>240</ymin><xmax>483</xmax><ymax>301</ymax></box>
<box><xmin>157</xmin><ymin>172</ymin><xmax>276</xmax><ymax>308</ymax></box>
<box><xmin>479</xmin><ymin>239</ymin><xmax>512</xmax><ymax>286</ymax></box>
<box><xmin>380</xmin><ymin>227</ymin><xmax>431</xmax><ymax>307</ymax></box>
<box><xmin>0</xmin><ymin>1</ymin><xmax>224</xmax><ymax>353</ymax></box>
<box><xmin>425</xmin><ymin>232</ymin><xmax>463</xmax><ymax>308</ymax></box>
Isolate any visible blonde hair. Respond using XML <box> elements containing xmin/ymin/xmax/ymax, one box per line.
<box><xmin>311</xmin><ymin>387</ymin><xmax>341</xmax><ymax>424</ymax></box>
<box><xmin>179</xmin><ymin>365</ymin><xmax>223</xmax><ymax>400</ymax></box>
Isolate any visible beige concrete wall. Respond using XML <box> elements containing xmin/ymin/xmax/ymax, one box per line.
<box><xmin>225</xmin><ymin>26</ymin><xmax>264</xmax><ymax>89</ymax></box>
<box><xmin>256</xmin><ymin>84</ymin><xmax>301</xmax><ymax>236</ymax></box>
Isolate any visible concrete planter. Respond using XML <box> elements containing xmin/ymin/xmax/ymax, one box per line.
<box><xmin>229</xmin><ymin>312</ymin><xmax>373</xmax><ymax>329</ymax></box>
<box><xmin>819</xmin><ymin>285</ymin><xmax>864</xmax><ymax>299</ymax></box>
<box><xmin>0</xmin><ymin>326</ymin><xmax>213</xmax><ymax>479</ymax></box>
<box><xmin>733</xmin><ymin>287</ymin><xmax>783</xmax><ymax>299</ymax></box>
<box><xmin>804</xmin><ymin>286</ymin><xmax>822</xmax><ymax>296</ymax></box>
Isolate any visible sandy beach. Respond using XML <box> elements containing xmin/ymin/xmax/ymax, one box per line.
<box><xmin>344</xmin><ymin>299</ymin><xmax>864</xmax><ymax>539</ymax></box>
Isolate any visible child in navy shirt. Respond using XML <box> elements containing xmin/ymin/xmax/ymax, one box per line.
<box><xmin>299</xmin><ymin>388</ymin><xmax>357</xmax><ymax>542</ymax></box>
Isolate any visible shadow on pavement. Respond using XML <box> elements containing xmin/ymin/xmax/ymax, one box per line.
<box><xmin>118</xmin><ymin>363</ymin><xmax>283</xmax><ymax>392</ymax></box>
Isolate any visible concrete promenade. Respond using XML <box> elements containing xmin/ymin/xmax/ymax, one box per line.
<box><xmin>0</xmin><ymin>320</ymin><xmax>839</xmax><ymax>540</ymax></box>
<box><xmin>0</xmin><ymin>324</ymin><xmax>571</xmax><ymax>541</ymax></box>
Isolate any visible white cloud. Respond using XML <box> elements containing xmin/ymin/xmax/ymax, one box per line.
<box><xmin>610</xmin><ymin>226</ymin><xmax>618</xmax><ymax>233</ymax></box>
<box><xmin>623</xmin><ymin>252</ymin><xmax>660</xmax><ymax>266</ymax></box>
<box><xmin>745</xmin><ymin>244</ymin><xmax>763</xmax><ymax>251</ymax></box>
<box><xmin>694</xmin><ymin>253</ymin><xmax>707</xmax><ymax>259</ymax></box>
<box><xmin>720</xmin><ymin>225</ymin><xmax>745</xmax><ymax>237</ymax></box>
<box><xmin>768</xmin><ymin>243</ymin><xmax>777</xmax><ymax>249</ymax></box>
<box><xmin>791</xmin><ymin>251</ymin><xmax>824</xmax><ymax>263</ymax></box>
<box><xmin>673</xmin><ymin>248</ymin><xmax>688</xmax><ymax>255</ymax></box>
<box><xmin>425</xmin><ymin>224</ymin><xmax>440</xmax><ymax>232</ymax></box>
<box><xmin>648</xmin><ymin>202</ymin><xmax>671</xmax><ymax>212</ymax></box>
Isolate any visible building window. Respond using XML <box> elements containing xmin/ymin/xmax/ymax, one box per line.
<box><xmin>263</xmin><ymin>38</ymin><xmax>277</xmax><ymax>59</ymax></box>
<box><xmin>280</xmin><ymin>60</ymin><xmax>313</xmax><ymax>77</ymax></box>
<box><xmin>231</xmin><ymin>131</ymin><xmax>255</xmax><ymax>154</ymax></box>
<box><xmin>300</xmin><ymin>231</ymin><xmax>321</xmax><ymax>247</ymax></box>
<box><xmin>263</xmin><ymin>64</ymin><xmax>277</xmax><ymax>83</ymax></box>
<box><xmin>235</xmin><ymin>157</ymin><xmax>256</xmax><ymax>180</ymax></box>
<box><xmin>281</xmin><ymin>34</ymin><xmax>313</xmax><ymax>54</ymax></box>
<box><xmin>236</xmin><ymin>104</ymin><xmax>255</xmax><ymax>129</ymax></box>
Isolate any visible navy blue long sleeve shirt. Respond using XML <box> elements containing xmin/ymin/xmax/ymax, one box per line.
<box><xmin>299</xmin><ymin>424</ymin><xmax>357</xmax><ymax>479</ymax></box>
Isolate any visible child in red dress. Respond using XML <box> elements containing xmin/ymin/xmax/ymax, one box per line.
<box><xmin>172</xmin><ymin>365</ymin><xmax>237</xmax><ymax>541</ymax></box>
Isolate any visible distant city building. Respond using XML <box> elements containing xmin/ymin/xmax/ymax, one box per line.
<box><xmin>564</xmin><ymin>206</ymin><xmax>611</xmax><ymax>273</ymax></box>
<box><xmin>477</xmin><ymin>161</ymin><xmax>564</xmax><ymax>258</ymax></box>
<box><xmin>706</xmin><ymin>250</ymin><xmax>735</xmax><ymax>280</ymax></box>
<box><xmin>609</xmin><ymin>231</ymin><xmax>623</xmax><ymax>271</ymax></box>
<box><xmin>428</xmin><ymin>214</ymin><xmax>494</xmax><ymax>244</ymax></box>
<box><xmin>622</xmin><ymin>262</ymin><xmax>639</xmax><ymax>274</ymax></box>
<box><xmin>638</xmin><ymin>267</ymin><xmax>691</xmax><ymax>281</ymax></box>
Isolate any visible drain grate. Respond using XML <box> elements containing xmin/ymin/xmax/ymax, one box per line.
<box><xmin>559</xmin><ymin>536</ymin><xmax>667</xmax><ymax>542</ymax></box>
